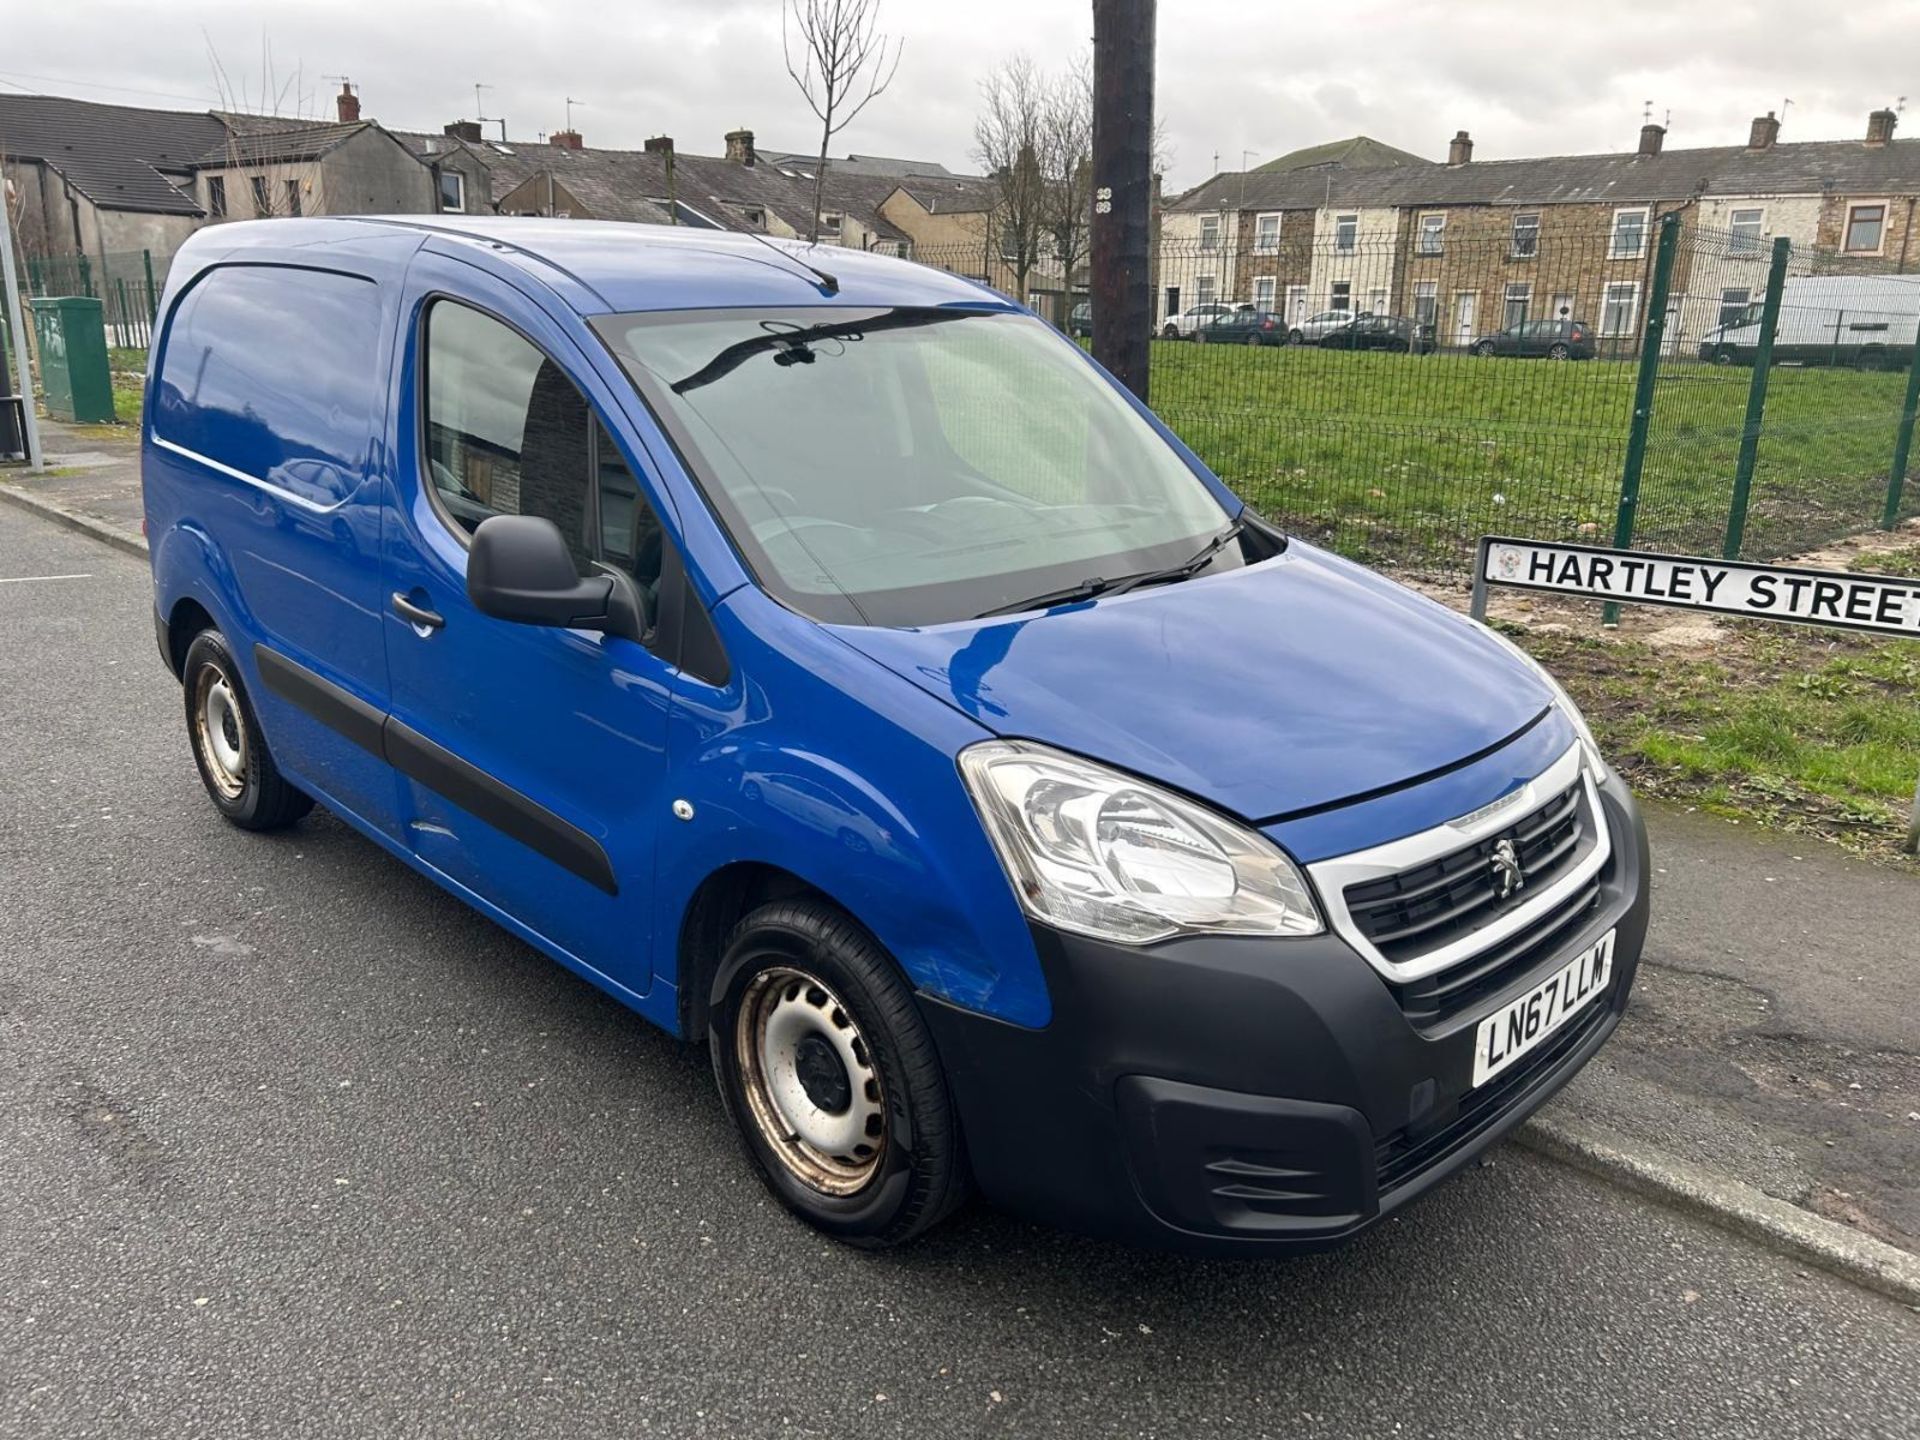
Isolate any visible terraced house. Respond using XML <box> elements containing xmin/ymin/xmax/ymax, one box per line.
<box><xmin>1166</xmin><ymin>109</ymin><xmax>1920</xmax><ymax>352</ymax></box>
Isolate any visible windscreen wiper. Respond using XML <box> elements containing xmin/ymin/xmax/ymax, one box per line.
<box><xmin>670</xmin><ymin>309</ymin><xmax>973</xmax><ymax>395</ymax></box>
<box><xmin>1104</xmin><ymin>517</ymin><xmax>1246</xmax><ymax>597</ymax></box>
<box><xmin>973</xmin><ymin>574</ymin><xmax>1131</xmax><ymax>619</ymax></box>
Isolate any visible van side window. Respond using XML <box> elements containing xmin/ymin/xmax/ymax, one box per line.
<box><xmin>154</xmin><ymin>265</ymin><xmax>379</xmax><ymax>506</ymax></box>
<box><xmin>424</xmin><ymin>301</ymin><xmax>663</xmax><ymax>601</ymax></box>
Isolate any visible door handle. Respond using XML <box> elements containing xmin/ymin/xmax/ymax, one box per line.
<box><xmin>391</xmin><ymin>592</ymin><xmax>445</xmax><ymax>631</ymax></box>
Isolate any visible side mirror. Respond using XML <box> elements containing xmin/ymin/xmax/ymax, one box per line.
<box><xmin>467</xmin><ymin>514</ymin><xmax>647</xmax><ymax>641</ymax></box>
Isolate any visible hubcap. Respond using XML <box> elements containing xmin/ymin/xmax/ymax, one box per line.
<box><xmin>194</xmin><ymin>666</ymin><xmax>247</xmax><ymax>800</ymax></box>
<box><xmin>735</xmin><ymin>965</ymin><xmax>886</xmax><ymax>1195</ymax></box>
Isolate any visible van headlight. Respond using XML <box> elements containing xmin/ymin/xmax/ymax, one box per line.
<box><xmin>1472</xmin><ymin>620</ymin><xmax>1610</xmax><ymax>778</ymax></box>
<box><xmin>958</xmin><ymin>741</ymin><xmax>1323</xmax><ymax>945</ymax></box>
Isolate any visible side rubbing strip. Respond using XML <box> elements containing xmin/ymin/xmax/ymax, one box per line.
<box><xmin>254</xmin><ymin>643</ymin><xmax>387</xmax><ymax>756</ymax></box>
<box><xmin>382</xmin><ymin>718</ymin><xmax>619</xmax><ymax>896</ymax></box>
<box><xmin>251</xmin><ymin>643</ymin><xmax>619</xmax><ymax>896</ymax></box>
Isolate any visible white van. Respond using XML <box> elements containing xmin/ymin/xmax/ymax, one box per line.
<box><xmin>1700</xmin><ymin>274</ymin><xmax>1920</xmax><ymax>370</ymax></box>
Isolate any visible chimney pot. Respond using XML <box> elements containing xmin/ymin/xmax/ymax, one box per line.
<box><xmin>1447</xmin><ymin>130</ymin><xmax>1473</xmax><ymax>166</ymax></box>
<box><xmin>444</xmin><ymin>120</ymin><xmax>484</xmax><ymax>143</ymax></box>
<box><xmin>1867</xmin><ymin>108</ymin><xmax>1898</xmax><ymax>146</ymax></box>
<box><xmin>1638</xmin><ymin>123</ymin><xmax>1665</xmax><ymax>157</ymax></box>
<box><xmin>335</xmin><ymin>83</ymin><xmax>360</xmax><ymax>125</ymax></box>
<box><xmin>1748</xmin><ymin>111</ymin><xmax>1780</xmax><ymax>150</ymax></box>
<box><xmin>550</xmin><ymin>129</ymin><xmax>583</xmax><ymax>149</ymax></box>
<box><xmin>725</xmin><ymin>128</ymin><xmax>756</xmax><ymax>165</ymax></box>
<box><xmin>645</xmin><ymin>135</ymin><xmax>675</xmax><ymax>155</ymax></box>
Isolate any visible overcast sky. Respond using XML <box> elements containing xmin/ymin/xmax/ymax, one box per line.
<box><xmin>3</xmin><ymin>1</ymin><xmax>1914</xmax><ymax>189</ymax></box>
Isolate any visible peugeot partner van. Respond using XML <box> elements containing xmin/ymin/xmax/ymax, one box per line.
<box><xmin>144</xmin><ymin>217</ymin><xmax>1648</xmax><ymax>1251</ymax></box>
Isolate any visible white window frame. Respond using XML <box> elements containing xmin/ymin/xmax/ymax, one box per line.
<box><xmin>1416</xmin><ymin>211</ymin><xmax>1446</xmax><ymax>256</ymax></box>
<box><xmin>1334</xmin><ymin>214</ymin><xmax>1358</xmax><ymax>254</ymax></box>
<box><xmin>1193</xmin><ymin>274</ymin><xmax>1217</xmax><ymax>307</ymax></box>
<box><xmin>1199</xmin><ymin>214</ymin><xmax>1222</xmax><ymax>252</ymax></box>
<box><xmin>1843</xmin><ymin>200</ymin><xmax>1889</xmax><ymax>256</ymax></box>
<box><xmin>1599</xmin><ymin>280</ymin><xmax>1641</xmax><ymax>337</ymax></box>
<box><xmin>1412</xmin><ymin>279</ymin><xmax>1438</xmax><ymax>326</ymax></box>
<box><xmin>1253</xmin><ymin>212</ymin><xmax>1282</xmax><ymax>254</ymax></box>
<box><xmin>1510</xmin><ymin>211</ymin><xmax>1540</xmax><ymax>258</ymax></box>
<box><xmin>1609</xmin><ymin>206</ymin><xmax>1650</xmax><ymax>260</ymax></box>
<box><xmin>1252</xmin><ymin>275</ymin><xmax>1277</xmax><ymax>310</ymax></box>
<box><xmin>1727</xmin><ymin>206</ymin><xmax>1764</xmax><ymax>257</ymax></box>
<box><xmin>819</xmin><ymin>211</ymin><xmax>844</xmax><ymax>237</ymax></box>
<box><xmin>1330</xmin><ymin>280</ymin><xmax>1352</xmax><ymax>311</ymax></box>
<box><xmin>439</xmin><ymin>169</ymin><xmax>466</xmax><ymax>213</ymax></box>
<box><xmin>1504</xmin><ymin>282</ymin><xmax>1532</xmax><ymax>330</ymax></box>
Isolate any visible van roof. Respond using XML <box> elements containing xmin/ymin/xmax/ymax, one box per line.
<box><xmin>187</xmin><ymin>215</ymin><xmax>1012</xmax><ymax>316</ymax></box>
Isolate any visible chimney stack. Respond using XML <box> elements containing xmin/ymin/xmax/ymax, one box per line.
<box><xmin>1748</xmin><ymin>111</ymin><xmax>1780</xmax><ymax>150</ymax></box>
<box><xmin>444</xmin><ymin>120</ymin><xmax>484</xmax><ymax>143</ymax></box>
<box><xmin>550</xmin><ymin>129</ymin><xmax>583</xmax><ymax>149</ymax></box>
<box><xmin>1447</xmin><ymin>130</ymin><xmax>1473</xmax><ymax>165</ymax></box>
<box><xmin>335</xmin><ymin>83</ymin><xmax>360</xmax><ymax>124</ymax></box>
<box><xmin>1637</xmin><ymin>123</ymin><xmax>1665</xmax><ymax>157</ymax></box>
<box><xmin>645</xmin><ymin>135</ymin><xmax>675</xmax><ymax>156</ymax></box>
<box><xmin>1867</xmin><ymin>108</ymin><xmax>1898</xmax><ymax>146</ymax></box>
<box><xmin>725</xmin><ymin>128</ymin><xmax>756</xmax><ymax>165</ymax></box>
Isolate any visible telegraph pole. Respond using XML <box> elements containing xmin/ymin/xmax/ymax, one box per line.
<box><xmin>1091</xmin><ymin>0</ymin><xmax>1155</xmax><ymax>401</ymax></box>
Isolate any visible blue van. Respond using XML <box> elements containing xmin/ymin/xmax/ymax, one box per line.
<box><xmin>144</xmin><ymin>217</ymin><xmax>1648</xmax><ymax>1251</ymax></box>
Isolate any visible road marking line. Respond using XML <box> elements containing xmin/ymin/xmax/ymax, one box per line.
<box><xmin>0</xmin><ymin>572</ymin><xmax>94</xmax><ymax>584</ymax></box>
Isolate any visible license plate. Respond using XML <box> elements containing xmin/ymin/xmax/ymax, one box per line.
<box><xmin>1471</xmin><ymin>929</ymin><xmax>1615</xmax><ymax>1088</ymax></box>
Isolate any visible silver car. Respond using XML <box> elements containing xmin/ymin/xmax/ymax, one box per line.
<box><xmin>1162</xmin><ymin>302</ymin><xmax>1238</xmax><ymax>339</ymax></box>
<box><xmin>1287</xmin><ymin>309</ymin><xmax>1363</xmax><ymax>345</ymax></box>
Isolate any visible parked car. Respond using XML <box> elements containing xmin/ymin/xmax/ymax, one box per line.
<box><xmin>1287</xmin><ymin>308</ymin><xmax>1363</xmax><ymax>345</ymax></box>
<box><xmin>1163</xmin><ymin>301</ymin><xmax>1237</xmax><ymax>338</ymax></box>
<box><xmin>1698</xmin><ymin>274</ymin><xmax>1920</xmax><ymax>369</ymax></box>
<box><xmin>145</xmin><ymin>216</ymin><xmax>1647</xmax><ymax>1254</ymax></box>
<box><xmin>1194</xmin><ymin>307</ymin><xmax>1286</xmax><ymax>345</ymax></box>
<box><xmin>1318</xmin><ymin>313</ymin><xmax>1438</xmax><ymax>354</ymax></box>
<box><xmin>1068</xmin><ymin>301</ymin><xmax>1092</xmax><ymax>339</ymax></box>
<box><xmin>1470</xmin><ymin>318</ymin><xmax>1595</xmax><ymax>360</ymax></box>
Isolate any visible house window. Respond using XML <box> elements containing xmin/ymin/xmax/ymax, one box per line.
<box><xmin>1504</xmin><ymin>283</ymin><xmax>1531</xmax><ymax>329</ymax></box>
<box><xmin>285</xmin><ymin>179</ymin><xmax>302</xmax><ymax>217</ymax></box>
<box><xmin>1252</xmin><ymin>276</ymin><xmax>1277</xmax><ymax>310</ymax></box>
<box><xmin>1728</xmin><ymin>207</ymin><xmax>1764</xmax><ymax>256</ymax></box>
<box><xmin>743</xmin><ymin>207</ymin><xmax>765</xmax><ymax>229</ymax></box>
<box><xmin>206</xmin><ymin>176</ymin><xmax>227</xmax><ymax>218</ymax></box>
<box><xmin>1609</xmin><ymin>207</ymin><xmax>1649</xmax><ymax>259</ymax></box>
<box><xmin>439</xmin><ymin>170</ymin><xmax>466</xmax><ymax>212</ymax></box>
<box><xmin>1193</xmin><ymin>274</ymin><xmax>1216</xmax><ymax>307</ymax></box>
<box><xmin>1416</xmin><ymin>212</ymin><xmax>1445</xmax><ymax>256</ymax></box>
<box><xmin>251</xmin><ymin>174</ymin><xmax>271</xmax><ymax>217</ymax></box>
<box><xmin>1600</xmin><ymin>281</ymin><xmax>1640</xmax><ymax>336</ymax></box>
<box><xmin>1253</xmin><ymin>212</ymin><xmax>1281</xmax><ymax>253</ymax></box>
<box><xmin>1844</xmin><ymin>202</ymin><xmax>1887</xmax><ymax>254</ymax></box>
<box><xmin>1510</xmin><ymin>211</ymin><xmax>1540</xmax><ymax>258</ymax></box>
<box><xmin>819</xmin><ymin>212</ymin><xmax>844</xmax><ymax>237</ymax></box>
<box><xmin>1200</xmin><ymin>215</ymin><xmax>1221</xmax><ymax>252</ymax></box>
<box><xmin>1412</xmin><ymin>280</ymin><xmax>1438</xmax><ymax>326</ymax></box>
<box><xmin>1334</xmin><ymin>214</ymin><xmax>1357</xmax><ymax>253</ymax></box>
<box><xmin>1331</xmin><ymin>281</ymin><xmax>1351</xmax><ymax>311</ymax></box>
<box><xmin>1718</xmin><ymin>287</ymin><xmax>1753</xmax><ymax>328</ymax></box>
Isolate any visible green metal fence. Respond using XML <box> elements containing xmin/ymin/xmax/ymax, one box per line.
<box><xmin>21</xmin><ymin>247</ymin><xmax>168</xmax><ymax>350</ymax></box>
<box><xmin>911</xmin><ymin>215</ymin><xmax>1920</xmax><ymax>576</ymax></box>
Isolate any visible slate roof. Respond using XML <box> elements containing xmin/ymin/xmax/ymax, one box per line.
<box><xmin>0</xmin><ymin>92</ymin><xmax>223</xmax><ymax>214</ymax></box>
<box><xmin>194</xmin><ymin>122</ymin><xmax>375</xmax><ymax>168</ymax></box>
<box><xmin>759</xmin><ymin>148</ymin><xmax>960</xmax><ymax>179</ymax></box>
<box><xmin>890</xmin><ymin>173</ymin><xmax>999</xmax><ymax>215</ymax></box>
<box><xmin>1174</xmin><ymin>135</ymin><xmax>1920</xmax><ymax>213</ymax></box>
<box><xmin>1252</xmin><ymin>135</ymin><xmax>1430</xmax><ymax>174</ymax></box>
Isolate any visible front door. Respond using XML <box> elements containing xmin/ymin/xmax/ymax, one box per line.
<box><xmin>381</xmin><ymin>253</ymin><xmax>677</xmax><ymax>995</ymax></box>
<box><xmin>1454</xmin><ymin>291</ymin><xmax>1477</xmax><ymax>347</ymax></box>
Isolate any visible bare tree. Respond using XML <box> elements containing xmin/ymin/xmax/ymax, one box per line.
<box><xmin>973</xmin><ymin>55</ymin><xmax>1049</xmax><ymax>306</ymax></box>
<box><xmin>1038</xmin><ymin>55</ymin><xmax>1094</xmax><ymax>326</ymax></box>
<box><xmin>783</xmin><ymin>0</ymin><xmax>904</xmax><ymax>244</ymax></box>
<box><xmin>204</xmin><ymin>37</ymin><xmax>329</xmax><ymax>221</ymax></box>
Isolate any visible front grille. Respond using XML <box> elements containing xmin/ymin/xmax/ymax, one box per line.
<box><xmin>1374</xmin><ymin>996</ymin><xmax>1610</xmax><ymax>1193</ymax></box>
<box><xmin>1343</xmin><ymin>776</ymin><xmax>1604</xmax><ymax>1030</ymax></box>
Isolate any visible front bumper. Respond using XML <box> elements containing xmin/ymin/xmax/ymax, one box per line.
<box><xmin>920</xmin><ymin>770</ymin><xmax>1650</xmax><ymax>1253</ymax></box>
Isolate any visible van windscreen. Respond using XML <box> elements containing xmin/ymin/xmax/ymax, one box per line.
<box><xmin>593</xmin><ymin>307</ymin><xmax>1234</xmax><ymax>627</ymax></box>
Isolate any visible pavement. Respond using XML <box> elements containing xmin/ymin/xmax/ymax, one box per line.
<box><xmin>3</xmin><ymin>448</ymin><xmax>1920</xmax><ymax>1435</ymax></box>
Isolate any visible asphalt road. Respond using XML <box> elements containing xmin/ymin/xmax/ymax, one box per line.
<box><xmin>3</xmin><ymin>502</ymin><xmax>1917</xmax><ymax>1440</ymax></box>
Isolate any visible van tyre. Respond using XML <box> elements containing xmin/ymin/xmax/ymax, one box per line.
<box><xmin>709</xmin><ymin>899</ymin><xmax>970</xmax><ymax>1247</ymax></box>
<box><xmin>182</xmin><ymin>629</ymin><xmax>314</xmax><ymax>830</ymax></box>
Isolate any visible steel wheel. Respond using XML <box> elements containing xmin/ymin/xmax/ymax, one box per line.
<box><xmin>192</xmin><ymin>662</ymin><xmax>248</xmax><ymax>801</ymax></box>
<box><xmin>735</xmin><ymin>965</ymin><xmax>887</xmax><ymax>1196</ymax></box>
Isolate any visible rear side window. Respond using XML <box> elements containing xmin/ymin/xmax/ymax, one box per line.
<box><xmin>153</xmin><ymin>265</ymin><xmax>380</xmax><ymax>507</ymax></box>
<box><xmin>423</xmin><ymin>300</ymin><xmax>663</xmax><ymax>596</ymax></box>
